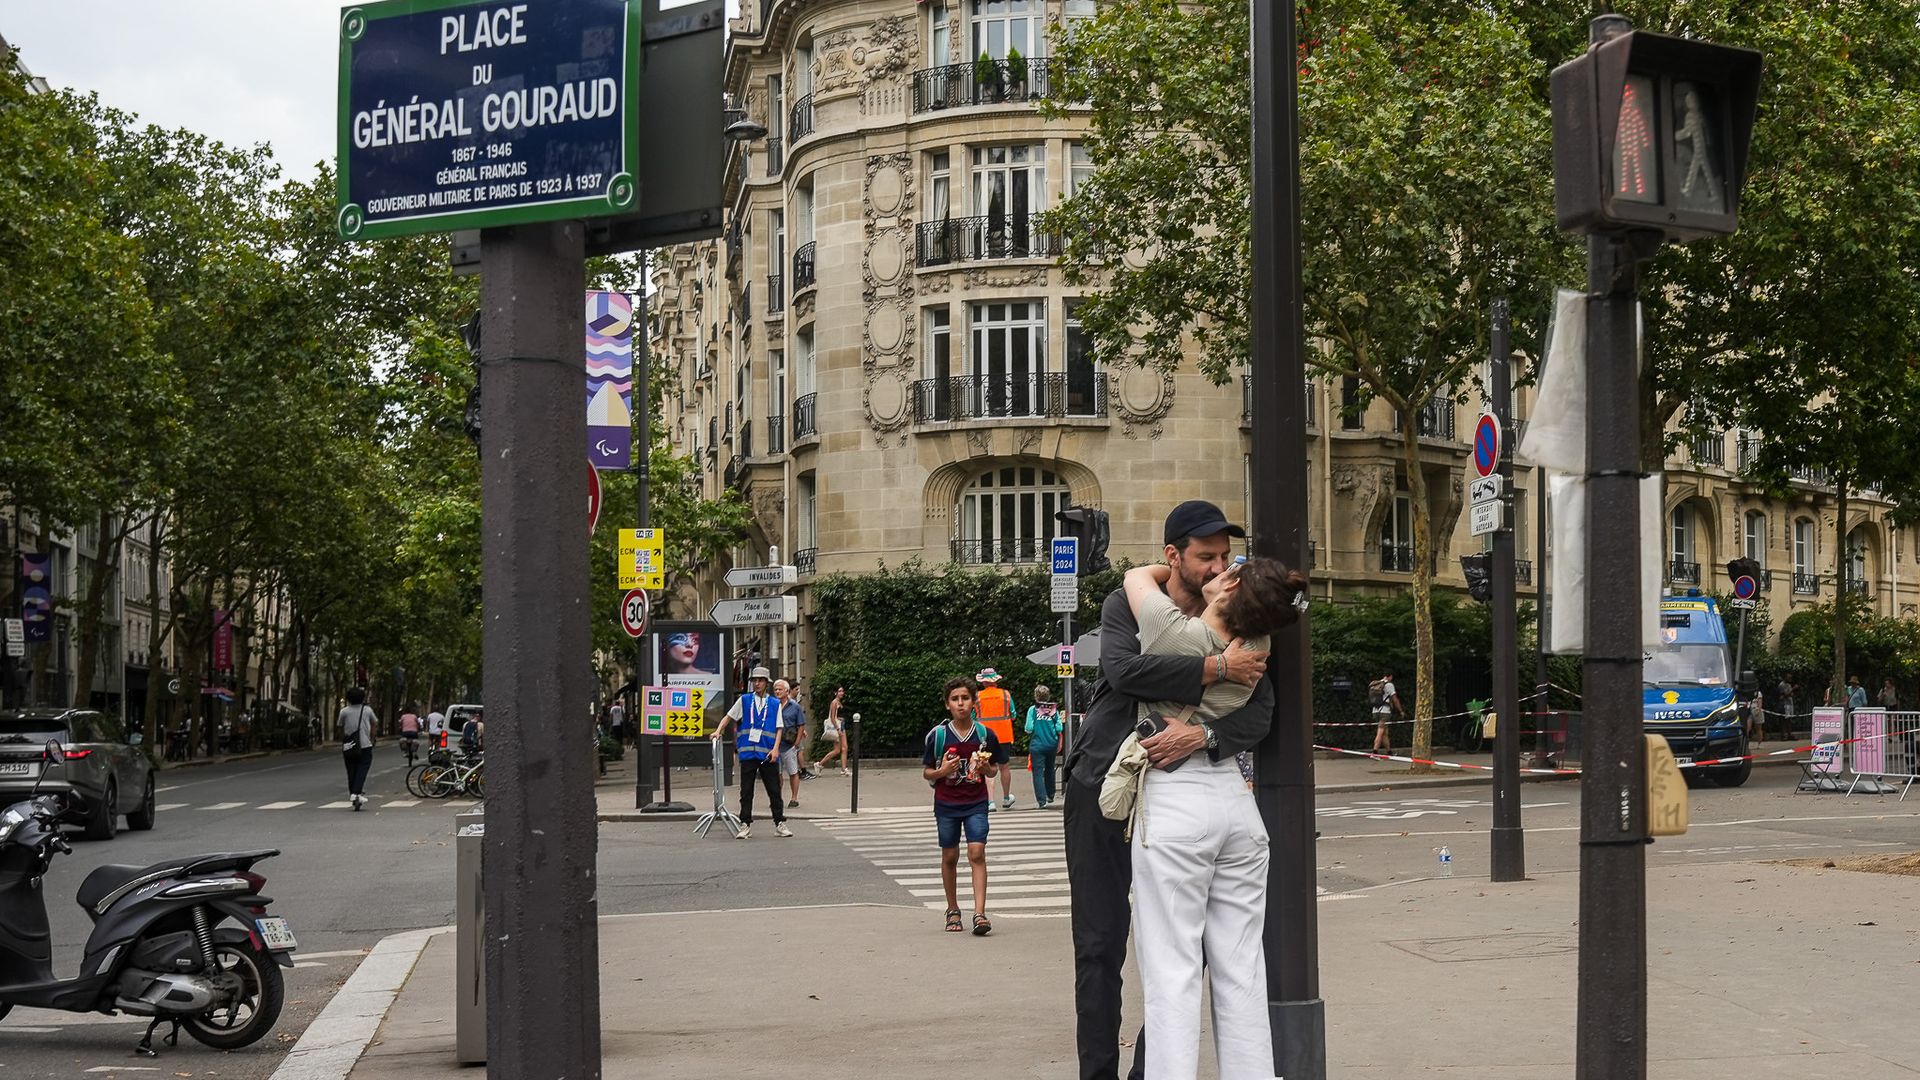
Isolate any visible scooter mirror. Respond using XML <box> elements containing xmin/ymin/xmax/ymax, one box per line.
<box><xmin>44</xmin><ymin>740</ymin><xmax>64</xmax><ymax>763</ymax></box>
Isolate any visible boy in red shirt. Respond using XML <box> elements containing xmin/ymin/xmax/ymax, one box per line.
<box><xmin>922</xmin><ymin>676</ymin><xmax>1007</xmax><ymax>935</ymax></box>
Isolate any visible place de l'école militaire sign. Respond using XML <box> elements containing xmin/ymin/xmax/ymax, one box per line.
<box><xmin>336</xmin><ymin>0</ymin><xmax>641</xmax><ymax>240</ymax></box>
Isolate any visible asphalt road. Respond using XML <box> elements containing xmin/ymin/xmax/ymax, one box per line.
<box><xmin>5</xmin><ymin>751</ymin><xmax>1909</xmax><ymax>1078</ymax></box>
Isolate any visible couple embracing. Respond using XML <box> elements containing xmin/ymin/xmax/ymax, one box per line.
<box><xmin>1064</xmin><ymin>500</ymin><xmax>1307</xmax><ymax>1080</ymax></box>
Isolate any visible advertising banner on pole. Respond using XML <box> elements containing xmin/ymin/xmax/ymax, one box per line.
<box><xmin>18</xmin><ymin>554</ymin><xmax>50</xmax><ymax>643</ymax></box>
<box><xmin>586</xmin><ymin>290</ymin><xmax>634</xmax><ymax>470</ymax></box>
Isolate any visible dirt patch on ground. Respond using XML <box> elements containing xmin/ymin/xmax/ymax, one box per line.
<box><xmin>1783</xmin><ymin>851</ymin><xmax>1920</xmax><ymax>877</ymax></box>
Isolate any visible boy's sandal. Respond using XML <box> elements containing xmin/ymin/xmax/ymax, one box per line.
<box><xmin>944</xmin><ymin>908</ymin><xmax>964</xmax><ymax>932</ymax></box>
<box><xmin>972</xmin><ymin>913</ymin><xmax>992</xmax><ymax>937</ymax></box>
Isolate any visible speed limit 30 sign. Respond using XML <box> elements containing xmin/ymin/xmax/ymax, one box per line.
<box><xmin>620</xmin><ymin>588</ymin><xmax>650</xmax><ymax>639</ymax></box>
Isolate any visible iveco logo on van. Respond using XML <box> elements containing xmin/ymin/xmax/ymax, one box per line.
<box><xmin>1651</xmin><ymin>709</ymin><xmax>1693</xmax><ymax>720</ymax></box>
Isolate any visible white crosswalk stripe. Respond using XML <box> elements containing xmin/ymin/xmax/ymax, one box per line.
<box><xmin>201</xmin><ymin>802</ymin><xmax>244</xmax><ymax>810</ymax></box>
<box><xmin>155</xmin><ymin>803</ymin><xmax>187</xmax><ymax>812</ymax></box>
<box><xmin>256</xmin><ymin>801</ymin><xmax>305</xmax><ymax>810</ymax></box>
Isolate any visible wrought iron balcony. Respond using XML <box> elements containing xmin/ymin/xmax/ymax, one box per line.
<box><xmin>1516</xmin><ymin>560</ymin><xmax>1533</xmax><ymax>585</ymax></box>
<box><xmin>1845</xmin><ymin>576</ymin><xmax>1871</xmax><ymax>596</ymax></box>
<box><xmin>766</xmin><ymin>274</ymin><xmax>784</xmax><ymax>314</ymax></box>
<box><xmin>916</xmin><ymin>214</ymin><xmax>1062</xmax><ymax>266</ymax></box>
<box><xmin>1669</xmin><ymin>559</ymin><xmax>1700</xmax><ymax>585</ymax></box>
<box><xmin>724</xmin><ymin>454</ymin><xmax>744</xmax><ymax>488</ymax></box>
<box><xmin>911</xmin><ymin>372</ymin><xmax>1108</xmax><ymax>422</ymax></box>
<box><xmin>1381</xmin><ymin>544</ymin><xmax>1414</xmax><ymax>573</ymax></box>
<box><xmin>708</xmin><ymin>416</ymin><xmax>718</xmax><ymax>449</ymax></box>
<box><xmin>793</xmin><ymin>242</ymin><xmax>816</xmax><ymax>291</ymax></box>
<box><xmin>911</xmin><ymin>57</ymin><xmax>1057</xmax><ymax>112</ymax></box>
<box><xmin>795</xmin><ymin>547</ymin><xmax>817</xmax><ymax>577</ymax></box>
<box><xmin>1793</xmin><ymin>571</ymin><xmax>1818</xmax><ymax>594</ymax></box>
<box><xmin>765</xmin><ymin>414</ymin><xmax>785</xmax><ymax>455</ymax></box>
<box><xmin>1307</xmin><ymin>539</ymin><xmax>1317</xmax><ymax>570</ymax></box>
<box><xmin>1737</xmin><ymin>435</ymin><xmax>1759</xmax><ymax>474</ymax></box>
<box><xmin>1394</xmin><ymin>400</ymin><xmax>1456</xmax><ymax>440</ymax></box>
<box><xmin>950</xmin><ymin>537</ymin><xmax>1048</xmax><ymax>565</ymax></box>
<box><xmin>737</xmin><ymin>282</ymin><xmax>751</xmax><ymax>325</ymax></box>
<box><xmin>738</xmin><ymin>419</ymin><xmax>753</xmax><ymax>459</ymax></box>
<box><xmin>765</xmin><ymin>136</ymin><xmax>783</xmax><ymax>175</ymax></box>
<box><xmin>1790</xmin><ymin>463</ymin><xmax>1831</xmax><ymax>486</ymax></box>
<box><xmin>1691</xmin><ymin>430</ymin><xmax>1725</xmax><ymax>466</ymax></box>
<box><xmin>1240</xmin><ymin>375</ymin><xmax>1318</xmax><ymax>428</ymax></box>
<box><xmin>725</xmin><ymin>218</ymin><xmax>743</xmax><ymax>269</ymax></box>
<box><xmin>793</xmin><ymin>392</ymin><xmax>817</xmax><ymax>440</ymax></box>
<box><xmin>789</xmin><ymin>94</ymin><xmax>814</xmax><ymax>140</ymax></box>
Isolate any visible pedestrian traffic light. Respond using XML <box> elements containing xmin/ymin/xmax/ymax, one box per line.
<box><xmin>1726</xmin><ymin>557</ymin><xmax>1763</xmax><ymax>587</ymax></box>
<box><xmin>1055</xmin><ymin>507</ymin><xmax>1111</xmax><ymax>574</ymax></box>
<box><xmin>1459</xmin><ymin>553</ymin><xmax>1492</xmax><ymax>603</ymax></box>
<box><xmin>1552</xmin><ymin>26</ymin><xmax>1762</xmax><ymax>242</ymax></box>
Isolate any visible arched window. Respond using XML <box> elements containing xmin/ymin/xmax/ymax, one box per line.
<box><xmin>1743</xmin><ymin>510</ymin><xmax>1766</xmax><ymax>564</ymax></box>
<box><xmin>1793</xmin><ymin>518</ymin><xmax>1816</xmax><ymax>593</ymax></box>
<box><xmin>954</xmin><ymin>464</ymin><xmax>1071</xmax><ymax>564</ymax></box>
<box><xmin>1847</xmin><ymin>527</ymin><xmax>1870</xmax><ymax>594</ymax></box>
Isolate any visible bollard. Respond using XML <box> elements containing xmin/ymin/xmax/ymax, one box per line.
<box><xmin>849</xmin><ymin>712</ymin><xmax>861</xmax><ymax>815</ymax></box>
<box><xmin>455</xmin><ymin>805</ymin><xmax>486</xmax><ymax>1064</ymax></box>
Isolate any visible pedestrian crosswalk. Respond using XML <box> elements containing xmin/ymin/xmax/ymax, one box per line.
<box><xmin>146</xmin><ymin>797</ymin><xmax>475</xmax><ymax>814</ymax></box>
<box><xmin>819</xmin><ymin>804</ymin><xmax>1358</xmax><ymax>915</ymax></box>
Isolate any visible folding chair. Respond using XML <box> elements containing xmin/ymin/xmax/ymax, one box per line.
<box><xmin>1798</xmin><ymin>734</ymin><xmax>1845</xmax><ymax>793</ymax></box>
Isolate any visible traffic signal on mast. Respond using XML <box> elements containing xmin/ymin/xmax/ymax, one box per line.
<box><xmin>1552</xmin><ymin>28</ymin><xmax>1762</xmax><ymax>242</ymax></box>
<box><xmin>1055</xmin><ymin>507</ymin><xmax>1112</xmax><ymax>574</ymax></box>
<box><xmin>1459</xmin><ymin>553</ymin><xmax>1492</xmax><ymax>604</ymax></box>
<box><xmin>1726</xmin><ymin>557</ymin><xmax>1763</xmax><ymax>589</ymax></box>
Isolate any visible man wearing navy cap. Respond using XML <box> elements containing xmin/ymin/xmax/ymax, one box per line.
<box><xmin>1064</xmin><ymin>499</ymin><xmax>1275</xmax><ymax>1079</ymax></box>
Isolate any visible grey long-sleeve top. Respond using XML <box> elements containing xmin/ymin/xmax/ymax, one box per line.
<box><xmin>1065</xmin><ymin>588</ymin><xmax>1276</xmax><ymax>789</ymax></box>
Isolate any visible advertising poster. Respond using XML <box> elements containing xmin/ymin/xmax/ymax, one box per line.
<box><xmin>585</xmin><ymin>290</ymin><xmax>634</xmax><ymax>469</ymax></box>
<box><xmin>654</xmin><ymin>623</ymin><xmax>725</xmax><ymax>700</ymax></box>
<box><xmin>1809</xmin><ymin>707</ymin><xmax>1845</xmax><ymax>777</ymax></box>
<box><xmin>18</xmin><ymin>553</ymin><xmax>50</xmax><ymax>643</ymax></box>
<box><xmin>1850</xmin><ymin>709</ymin><xmax>1887</xmax><ymax>775</ymax></box>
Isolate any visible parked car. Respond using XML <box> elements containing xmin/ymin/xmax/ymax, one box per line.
<box><xmin>0</xmin><ymin>708</ymin><xmax>157</xmax><ymax>840</ymax></box>
<box><xmin>446</xmin><ymin>704</ymin><xmax>484</xmax><ymax>735</ymax></box>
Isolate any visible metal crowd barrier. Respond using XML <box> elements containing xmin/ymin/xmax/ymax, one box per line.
<box><xmin>1845</xmin><ymin>708</ymin><xmax>1919</xmax><ymax>799</ymax></box>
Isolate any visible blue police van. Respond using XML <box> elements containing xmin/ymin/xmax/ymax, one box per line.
<box><xmin>1644</xmin><ymin>594</ymin><xmax>1751</xmax><ymax>786</ymax></box>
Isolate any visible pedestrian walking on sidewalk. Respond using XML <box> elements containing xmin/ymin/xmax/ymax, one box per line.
<box><xmin>1369</xmin><ymin>670</ymin><xmax>1403</xmax><ymax>753</ymax></box>
<box><xmin>1121</xmin><ymin>556</ymin><xmax>1304</xmax><ymax>1080</ymax></box>
<box><xmin>1063</xmin><ymin>500</ymin><xmax>1273</xmax><ymax>1080</ymax></box>
<box><xmin>338</xmin><ymin>687</ymin><xmax>378</xmax><ymax>811</ymax></box>
<box><xmin>775</xmin><ymin>679</ymin><xmax>810</xmax><ymax>807</ymax></box>
<box><xmin>1879</xmin><ymin>678</ymin><xmax>1899</xmax><ymax>711</ymax></box>
<box><xmin>815</xmin><ymin>685</ymin><xmax>851</xmax><ymax>774</ymax></box>
<box><xmin>923</xmin><ymin>676</ymin><xmax>1005</xmax><ymax>935</ymax></box>
<box><xmin>975</xmin><ymin>669</ymin><xmax>1018</xmax><ymax>810</ymax></box>
<box><xmin>713</xmin><ymin>667</ymin><xmax>790</xmax><ymax>839</ymax></box>
<box><xmin>1025</xmin><ymin>684</ymin><xmax>1062</xmax><ymax>809</ymax></box>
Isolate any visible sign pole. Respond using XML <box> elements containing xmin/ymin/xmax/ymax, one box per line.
<box><xmin>634</xmin><ymin>283</ymin><xmax>657</xmax><ymax>810</ymax></box>
<box><xmin>478</xmin><ymin>221</ymin><xmax>601</xmax><ymax>1077</ymax></box>
<box><xmin>1488</xmin><ymin>299</ymin><xmax>1524</xmax><ymax>883</ymax></box>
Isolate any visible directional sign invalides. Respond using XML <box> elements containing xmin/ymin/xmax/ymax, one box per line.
<box><xmin>1469</xmin><ymin>499</ymin><xmax>1503</xmax><ymax>537</ymax></box>
<box><xmin>710</xmin><ymin>595</ymin><xmax>799</xmax><ymax>627</ymax></box>
<box><xmin>336</xmin><ymin>0</ymin><xmax>643</xmax><ymax>240</ymax></box>
<box><xmin>724</xmin><ymin>565</ymin><xmax>798</xmax><ymax>589</ymax></box>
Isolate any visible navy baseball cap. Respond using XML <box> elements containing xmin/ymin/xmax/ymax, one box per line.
<box><xmin>1163</xmin><ymin>500</ymin><xmax>1247</xmax><ymax>546</ymax></box>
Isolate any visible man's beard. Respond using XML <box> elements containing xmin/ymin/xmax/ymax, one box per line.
<box><xmin>1173</xmin><ymin>560</ymin><xmax>1214</xmax><ymax>610</ymax></box>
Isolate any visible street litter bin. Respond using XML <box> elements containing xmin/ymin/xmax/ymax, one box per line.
<box><xmin>456</xmin><ymin>806</ymin><xmax>486</xmax><ymax>1064</ymax></box>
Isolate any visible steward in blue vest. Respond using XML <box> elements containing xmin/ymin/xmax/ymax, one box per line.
<box><xmin>714</xmin><ymin>667</ymin><xmax>788</xmax><ymax>835</ymax></box>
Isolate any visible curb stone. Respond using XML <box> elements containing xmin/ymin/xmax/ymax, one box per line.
<box><xmin>268</xmin><ymin>926</ymin><xmax>452</xmax><ymax>1080</ymax></box>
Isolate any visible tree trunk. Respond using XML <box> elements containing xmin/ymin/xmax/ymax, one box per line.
<box><xmin>70</xmin><ymin>507</ymin><xmax>130</xmax><ymax>709</ymax></box>
<box><xmin>1833</xmin><ymin>477</ymin><xmax>1850</xmax><ymax>711</ymax></box>
<box><xmin>1403</xmin><ymin>433</ymin><xmax>1438</xmax><ymax>773</ymax></box>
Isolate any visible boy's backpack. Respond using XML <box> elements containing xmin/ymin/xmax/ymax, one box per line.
<box><xmin>460</xmin><ymin>723</ymin><xmax>480</xmax><ymax>752</ymax></box>
<box><xmin>930</xmin><ymin>720</ymin><xmax>995</xmax><ymax>759</ymax></box>
<box><xmin>1368</xmin><ymin>679</ymin><xmax>1387</xmax><ymax>707</ymax></box>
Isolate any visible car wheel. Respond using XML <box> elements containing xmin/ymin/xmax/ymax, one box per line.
<box><xmin>126</xmin><ymin>774</ymin><xmax>157</xmax><ymax>831</ymax></box>
<box><xmin>83</xmin><ymin>781</ymin><xmax>118</xmax><ymax>841</ymax></box>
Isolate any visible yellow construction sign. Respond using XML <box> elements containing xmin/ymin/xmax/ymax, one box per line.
<box><xmin>618</xmin><ymin>528</ymin><xmax>664</xmax><ymax>590</ymax></box>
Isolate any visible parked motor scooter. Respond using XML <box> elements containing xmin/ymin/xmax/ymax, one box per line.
<box><xmin>0</xmin><ymin>741</ymin><xmax>297</xmax><ymax>1056</ymax></box>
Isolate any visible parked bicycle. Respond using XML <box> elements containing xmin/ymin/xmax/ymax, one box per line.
<box><xmin>427</xmin><ymin>752</ymin><xmax>484</xmax><ymax>800</ymax></box>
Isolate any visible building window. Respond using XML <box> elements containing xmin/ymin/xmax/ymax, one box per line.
<box><xmin>768</xmin><ymin>350</ymin><xmax>786</xmax><ymax>454</ymax></box>
<box><xmin>1793</xmin><ymin>517</ymin><xmax>1815</xmax><ymax>593</ymax></box>
<box><xmin>1341</xmin><ymin>376</ymin><xmax>1364</xmax><ymax>430</ymax></box>
<box><xmin>970</xmin><ymin>0</ymin><xmax>1042</xmax><ymax>62</ymax></box>
<box><xmin>1068</xmin><ymin>143</ymin><xmax>1095</xmax><ymax>197</ymax></box>
<box><xmin>1743</xmin><ymin>510</ymin><xmax>1765</xmax><ymax>564</ymax></box>
<box><xmin>969</xmin><ymin>300</ymin><xmax>1047</xmax><ymax>417</ymax></box>
<box><xmin>1061</xmin><ymin>0</ymin><xmax>1096</xmax><ymax>38</ymax></box>
<box><xmin>927</xmin><ymin>2</ymin><xmax>951</xmax><ymax>64</ymax></box>
<box><xmin>796</xmin><ymin>327</ymin><xmax>815</xmax><ymax>398</ymax></box>
<box><xmin>1063</xmin><ymin>300</ymin><xmax>1103</xmax><ymax>417</ymax></box>
<box><xmin>798</xmin><ymin>473</ymin><xmax>817</xmax><ymax>552</ymax></box>
<box><xmin>1848</xmin><ymin>528</ymin><xmax>1869</xmax><ymax>592</ymax></box>
<box><xmin>1669</xmin><ymin>505</ymin><xmax>1699</xmax><ymax>583</ymax></box>
<box><xmin>955</xmin><ymin>464</ymin><xmax>1070</xmax><ymax>564</ymax></box>
<box><xmin>973</xmin><ymin>144</ymin><xmax>1046</xmax><ymax>218</ymax></box>
<box><xmin>1381</xmin><ymin>494</ymin><xmax>1413</xmax><ymax>572</ymax></box>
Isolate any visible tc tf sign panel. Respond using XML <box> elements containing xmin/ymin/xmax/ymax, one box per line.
<box><xmin>337</xmin><ymin>0</ymin><xmax>642</xmax><ymax>239</ymax></box>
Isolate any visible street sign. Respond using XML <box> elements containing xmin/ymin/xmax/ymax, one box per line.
<box><xmin>1469</xmin><ymin>499</ymin><xmax>1503</xmax><ymax>537</ymax></box>
<box><xmin>336</xmin><ymin>0</ymin><xmax>643</xmax><ymax>240</ymax></box>
<box><xmin>724</xmin><ymin>565</ymin><xmax>799</xmax><ymax>589</ymax></box>
<box><xmin>1731</xmin><ymin>574</ymin><xmax>1757</xmax><ymax>601</ymax></box>
<box><xmin>618</xmin><ymin>529</ymin><xmax>664</xmax><ymax>590</ymax></box>
<box><xmin>1</xmin><ymin>618</ymin><xmax>20</xmax><ymax>657</ymax></box>
<box><xmin>1051</xmin><ymin>537</ymin><xmax>1079</xmax><ymax>576</ymax></box>
<box><xmin>587</xmin><ymin>463</ymin><xmax>602</xmax><ymax>535</ymax></box>
<box><xmin>1056</xmin><ymin>645</ymin><xmax>1075</xmax><ymax>678</ymax></box>
<box><xmin>1728</xmin><ymin>597</ymin><xmax>1756</xmax><ymax>610</ymax></box>
<box><xmin>709</xmin><ymin>595</ymin><xmax>799</xmax><ymax>627</ymax></box>
<box><xmin>641</xmin><ymin>684</ymin><xmax>705</xmax><ymax>737</ymax></box>
<box><xmin>1051</xmin><ymin>577</ymin><xmax>1078</xmax><ymax>614</ymax></box>
<box><xmin>619</xmin><ymin>588</ymin><xmax>650</xmax><ymax>638</ymax></box>
<box><xmin>1473</xmin><ymin>414</ymin><xmax>1502</xmax><ymax>478</ymax></box>
<box><xmin>1468</xmin><ymin>474</ymin><xmax>1504</xmax><ymax>504</ymax></box>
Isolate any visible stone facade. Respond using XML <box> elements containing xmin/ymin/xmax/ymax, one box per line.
<box><xmin>648</xmin><ymin>0</ymin><xmax>1912</xmax><ymax>681</ymax></box>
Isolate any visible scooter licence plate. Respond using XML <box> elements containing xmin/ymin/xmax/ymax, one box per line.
<box><xmin>0</xmin><ymin>762</ymin><xmax>36</xmax><ymax>778</ymax></box>
<box><xmin>256</xmin><ymin>917</ymin><xmax>298</xmax><ymax>951</ymax></box>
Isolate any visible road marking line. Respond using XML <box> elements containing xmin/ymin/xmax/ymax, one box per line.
<box><xmin>86</xmin><ymin>1066</ymin><xmax>162</xmax><ymax>1072</ymax></box>
<box><xmin>155</xmin><ymin>803</ymin><xmax>187</xmax><ymax>812</ymax></box>
<box><xmin>258</xmin><ymin>801</ymin><xmax>305</xmax><ymax>810</ymax></box>
<box><xmin>908</xmin><ymin>884</ymin><xmax>1069</xmax><ymax>898</ymax></box>
<box><xmin>202</xmin><ymin>802</ymin><xmax>244</xmax><ymax>810</ymax></box>
<box><xmin>320</xmin><ymin>801</ymin><xmax>353</xmax><ymax>809</ymax></box>
<box><xmin>385</xmin><ymin>799</ymin><xmax>421</xmax><ymax>808</ymax></box>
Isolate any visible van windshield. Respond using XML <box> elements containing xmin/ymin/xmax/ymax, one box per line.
<box><xmin>1644</xmin><ymin>643</ymin><xmax>1729</xmax><ymax>688</ymax></box>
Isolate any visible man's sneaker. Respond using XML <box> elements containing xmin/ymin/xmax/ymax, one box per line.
<box><xmin>736</xmin><ymin>826</ymin><xmax>752</xmax><ymax>840</ymax></box>
<box><xmin>987</xmin><ymin>799</ymin><xmax>997</xmax><ymax>812</ymax></box>
<box><xmin>788</xmin><ymin>799</ymin><xmax>800</xmax><ymax>808</ymax></box>
<box><xmin>1002</xmin><ymin>795</ymin><xmax>1016</xmax><ymax>810</ymax></box>
<box><xmin>775</xmin><ymin>823</ymin><xmax>793</xmax><ymax>838</ymax></box>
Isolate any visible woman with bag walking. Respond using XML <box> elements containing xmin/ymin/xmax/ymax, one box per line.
<box><xmin>338</xmin><ymin>687</ymin><xmax>378</xmax><ymax>811</ymax></box>
<box><xmin>815</xmin><ymin>685</ymin><xmax>851</xmax><ymax>775</ymax></box>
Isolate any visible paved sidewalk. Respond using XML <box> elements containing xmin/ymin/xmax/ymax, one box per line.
<box><xmin>345</xmin><ymin>858</ymin><xmax>1920</xmax><ymax>1079</ymax></box>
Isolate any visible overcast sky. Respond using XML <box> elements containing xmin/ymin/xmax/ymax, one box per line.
<box><xmin>6</xmin><ymin>2</ymin><xmax>738</xmax><ymax>182</ymax></box>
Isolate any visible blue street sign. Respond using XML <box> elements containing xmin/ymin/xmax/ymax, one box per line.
<box><xmin>337</xmin><ymin>0</ymin><xmax>642</xmax><ymax>240</ymax></box>
<box><xmin>1052</xmin><ymin>537</ymin><xmax>1079</xmax><ymax>576</ymax></box>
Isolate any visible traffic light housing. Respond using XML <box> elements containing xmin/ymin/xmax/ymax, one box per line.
<box><xmin>1055</xmin><ymin>507</ymin><xmax>1112</xmax><ymax>574</ymax></box>
<box><xmin>1725</xmin><ymin>557</ymin><xmax>1763</xmax><ymax>588</ymax></box>
<box><xmin>1552</xmin><ymin>28</ymin><xmax>1762</xmax><ymax>242</ymax></box>
<box><xmin>1459</xmin><ymin>553</ymin><xmax>1492</xmax><ymax>603</ymax></box>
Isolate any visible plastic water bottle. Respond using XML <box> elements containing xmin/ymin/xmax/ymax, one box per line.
<box><xmin>1437</xmin><ymin>846</ymin><xmax>1453</xmax><ymax>878</ymax></box>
